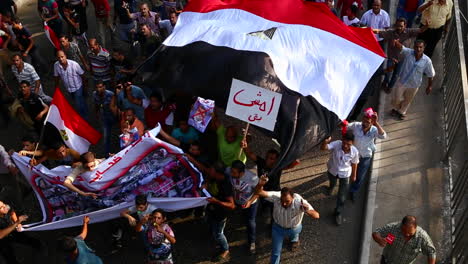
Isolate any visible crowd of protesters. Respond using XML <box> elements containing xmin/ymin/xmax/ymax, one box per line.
<box><xmin>0</xmin><ymin>0</ymin><xmax>451</xmax><ymax>263</ymax></box>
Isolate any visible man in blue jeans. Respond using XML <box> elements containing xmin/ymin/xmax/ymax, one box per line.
<box><xmin>54</xmin><ymin>50</ymin><xmax>88</xmax><ymax>119</ymax></box>
<box><xmin>228</xmin><ymin>160</ymin><xmax>259</xmax><ymax>254</ymax></box>
<box><xmin>347</xmin><ymin>108</ymin><xmax>387</xmax><ymax>201</ymax></box>
<box><xmin>254</xmin><ymin>180</ymin><xmax>319</xmax><ymax>264</ymax></box>
<box><xmin>321</xmin><ymin>131</ymin><xmax>359</xmax><ymax>225</ymax></box>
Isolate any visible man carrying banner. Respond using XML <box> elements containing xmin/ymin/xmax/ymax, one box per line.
<box><xmin>63</xmin><ymin>152</ymin><xmax>103</xmax><ymax>198</ymax></box>
<box><xmin>30</xmin><ymin>142</ymin><xmax>80</xmax><ymax>167</ymax></box>
<box><xmin>58</xmin><ymin>216</ymin><xmax>103</xmax><ymax>264</ymax></box>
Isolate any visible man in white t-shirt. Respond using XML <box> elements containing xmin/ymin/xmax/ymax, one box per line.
<box><xmin>321</xmin><ymin>131</ymin><xmax>359</xmax><ymax>225</ymax></box>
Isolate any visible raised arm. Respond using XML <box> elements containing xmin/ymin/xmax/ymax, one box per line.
<box><xmin>77</xmin><ymin>216</ymin><xmax>89</xmax><ymax>240</ymax></box>
<box><xmin>320</xmin><ymin>137</ymin><xmax>332</xmax><ymax>151</ymax></box>
<box><xmin>417</xmin><ymin>0</ymin><xmax>433</xmax><ymax>13</ymax></box>
<box><xmin>240</xmin><ymin>139</ymin><xmax>257</xmax><ymax>162</ymax></box>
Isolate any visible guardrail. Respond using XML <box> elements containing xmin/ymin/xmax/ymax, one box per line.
<box><xmin>441</xmin><ymin>0</ymin><xmax>468</xmax><ymax>263</ymax></box>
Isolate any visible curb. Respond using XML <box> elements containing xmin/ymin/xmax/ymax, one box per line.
<box><xmin>358</xmin><ymin>2</ymin><xmax>397</xmax><ymax>263</ymax></box>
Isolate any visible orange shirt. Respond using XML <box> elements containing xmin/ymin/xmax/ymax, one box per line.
<box><xmin>120</xmin><ymin>116</ymin><xmax>145</xmax><ymax>137</ymax></box>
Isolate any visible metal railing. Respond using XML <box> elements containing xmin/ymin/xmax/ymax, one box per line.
<box><xmin>442</xmin><ymin>0</ymin><xmax>468</xmax><ymax>263</ymax></box>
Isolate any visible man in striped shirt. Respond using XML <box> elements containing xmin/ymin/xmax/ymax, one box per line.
<box><xmin>54</xmin><ymin>50</ymin><xmax>88</xmax><ymax>118</ymax></box>
<box><xmin>11</xmin><ymin>54</ymin><xmax>52</xmax><ymax>104</ymax></box>
<box><xmin>86</xmin><ymin>38</ymin><xmax>112</xmax><ymax>89</ymax></box>
<box><xmin>255</xmin><ymin>177</ymin><xmax>320</xmax><ymax>264</ymax></box>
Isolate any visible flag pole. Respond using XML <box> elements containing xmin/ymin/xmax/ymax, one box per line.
<box><xmin>29</xmin><ymin>107</ymin><xmax>51</xmax><ymax>170</ymax></box>
<box><xmin>238</xmin><ymin>123</ymin><xmax>250</xmax><ymax>159</ymax></box>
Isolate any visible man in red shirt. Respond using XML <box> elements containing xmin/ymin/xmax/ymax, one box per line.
<box><xmin>144</xmin><ymin>93</ymin><xmax>174</xmax><ymax>132</ymax></box>
<box><xmin>90</xmin><ymin>0</ymin><xmax>111</xmax><ymax>49</ymax></box>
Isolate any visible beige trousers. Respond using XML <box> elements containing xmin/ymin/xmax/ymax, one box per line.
<box><xmin>391</xmin><ymin>81</ymin><xmax>419</xmax><ymax>115</ymax></box>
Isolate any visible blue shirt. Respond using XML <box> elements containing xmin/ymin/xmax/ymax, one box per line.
<box><xmin>117</xmin><ymin>85</ymin><xmax>147</xmax><ymax>121</ymax></box>
<box><xmin>398</xmin><ymin>47</ymin><xmax>435</xmax><ymax>89</ymax></box>
<box><xmin>171</xmin><ymin>126</ymin><xmax>199</xmax><ymax>144</ymax></box>
<box><xmin>93</xmin><ymin>90</ymin><xmax>114</xmax><ymax>121</ymax></box>
<box><xmin>347</xmin><ymin>122</ymin><xmax>387</xmax><ymax>158</ymax></box>
<box><xmin>66</xmin><ymin>237</ymin><xmax>103</xmax><ymax>264</ymax></box>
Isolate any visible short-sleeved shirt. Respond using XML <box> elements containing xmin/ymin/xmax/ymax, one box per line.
<box><xmin>398</xmin><ymin>47</ymin><xmax>435</xmax><ymax>89</ymax></box>
<box><xmin>38</xmin><ymin>0</ymin><xmax>61</xmax><ymax>21</ymax></box>
<box><xmin>326</xmin><ymin>140</ymin><xmax>360</xmax><ymax>178</ymax></box>
<box><xmin>65</xmin><ymin>159</ymin><xmax>104</xmax><ymax>183</ymax></box>
<box><xmin>171</xmin><ymin>127</ymin><xmax>199</xmax><ymax>144</ymax></box>
<box><xmin>62</xmin><ymin>42</ymin><xmax>84</xmax><ymax>67</ymax></box>
<box><xmin>12</xmin><ymin>27</ymin><xmax>36</xmax><ymax>53</ymax></box>
<box><xmin>206</xmin><ymin>178</ymin><xmax>233</xmax><ymax>220</ymax></box>
<box><xmin>89</xmin><ymin>0</ymin><xmax>110</xmax><ymax>18</ymax></box>
<box><xmin>360</xmin><ymin>9</ymin><xmax>391</xmax><ymax>41</ymax></box>
<box><xmin>54</xmin><ymin>60</ymin><xmax>85</xmax><ymax>93</ymax></box>
<box><xmin>343</xmin><ymin>16</ymin><xmax>360</xmax><ymax>26</ymax></box>
<box><xmin>11</xmin><ymin>63</ymin><xmax>41</xmax><ymax>91</ymax></box>
<box><xmin>379</xmin><ymin>28</ymin><xmax>420</xmax><ymax>60</ymax></box>
<box><xmin>87</xmin><ymin>47</ymin><xmax>111</xmax><ymax>81</ymax></box>
<box><xmin>141</xmin><ymin>223</ymin><xmax>174</xmax><ymax>262</ymax></box>
<box><xmin>93</xmin><ymin>90</ymin><xmax>115</xmax><ymax>120</ymax></box>
<box><xmin>375</xmin><ymin>222</ymin><xmax>436</xmax><ymax>264</ymax></box>
<box><xmin>347</xmin><ymin>122</ymin><xmax>387</xmax><ymax>158</ymax></box>
<box><xmin>421</xmin><ymin>0</ymin><xmax>453</xmax><ymax>29</ymax></box>
<box><xmin>117</xmin><ymin>85</ymin><xmax>147</xmax><ymax>121</ymax></box>
<box><xmin>227</xmin><ymin>169</ymin><xmax>259</xmax><ymax>206</ymax></box>
<box><xmin>256</xmin><ymin>157</ymin><xmax>282</xmax><ymax>191</ymax></box>
<box><xmin>131</xmin><ymin>11</ymin><xmax>160</xmax><ymax>33</ymax></box>
<box><xmin>265</xmin><ymin>192</ymin><xmax>313</xmax><ymax>228</ymax></box>
<box><xmin>159</xmin><ymin>20</ymin><xmax>174</xmax><ymax>35</ymax></box>
<box><xmin>216</xmin><ymin>125</ymin><xmax>246</xmax><ymax>167</ymax></box>
<box><xmin>128</xmin><ymin>204</ymin><xmax>157</xmax><ymax>220</ymax></box>
<box><xmin>66</xmin><ymin>237</ymin><xmax>103</xmax><ymax>264</ymax></box>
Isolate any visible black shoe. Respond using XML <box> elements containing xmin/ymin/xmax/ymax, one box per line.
<box><xmin>110</xmin><ymin>240</ymin><xmax>123</xmax><ymax>254</ymax></box>
<box><xmin>335</xmin><ymin>213</ymin><xmax>343</xmax><ymax>226</ymax></box>
<box><xmin>390</xmin><ymin>109</ymin><xmax>399</xmax><ymax>116</ymax></box>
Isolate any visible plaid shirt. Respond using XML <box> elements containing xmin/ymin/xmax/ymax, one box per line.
<box><xmin>376</xmin><ymin>222</ymin><xmax>436</xmax><ymax>264</ymax></box>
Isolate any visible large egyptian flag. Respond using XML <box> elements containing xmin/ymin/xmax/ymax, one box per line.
<box><xmin>44</xmin><ymin>88</ymin><xmax>101</xmax><ymax>154</ymax></box>
<box><xmin>142</xmin><ymin>0</ymin><xmax>385</xmax><ymax>171</ymax></box>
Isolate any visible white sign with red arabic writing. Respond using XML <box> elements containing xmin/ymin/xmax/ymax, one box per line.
<box><xmin>226</xmin><ymin>79</ymin><xmax>282</xmax><ymax>131</ymax></box>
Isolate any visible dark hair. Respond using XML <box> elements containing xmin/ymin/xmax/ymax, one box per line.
<box><xmin>280</xmin><ymin>187</ymin><xmax>294</xmax><ymax>197</ymax></box>
<box><xmin>125</xmin><ymin>108</ymin><xmax>135</xmax><ymax>114</ymax></box>
<box><xmin>414</xmin><ymin>39</ymin><xmax>426</xmax><ymax>47</ymax></box>
<box><xmin>266</xmin><ymin>149</ymin><xmax>280</xmax><ymax>158</ymax></box>
<box><xmin>79</xmin><ymin>152</ymin><xmax>95</xmax><ymax>164</ymax></box>
<box><xmin>135</xmin><ymin>194</ymin><xmax>148</xmax><ymax>206</ymax></box>
<box><xmin>19</xmin><ymin>80</ymin><xmax>31</xmax><ymax>86</ymax></box>
<box><xmin>189</xmin><ymin>141</ymin><xmax>201</xmax><ymax>149</ymax></box>
<box><xmin>152</xmin><ymin>208</ymin><xmax>167</xmax><ymax>219</ymax></box>
<box><xmin>231</xmin><ymin>160</ymin><xmax>246</xmax><ymax>173</ymax></box>
<box><xmin>402</xmin><ymin>215</ymin><xmax>417</xmax><ymax>227</ymax></box>
<box><xmin>22</xmin><ymin>134</ymin><xmax>38</xmax><ymax>143</ymax></box>
<box><xmin>113</xmin><ymin>48</ymin><xmax>125</xmax><ymax>55</ymax></box>
<box><xmin>396</xmin><ymin>17</ymin><xmax>407</xmax><ymax>25</ymax></box>
<box><xmin>150</xmin><ymin>92</ymin><xmax>163</xmax><ymax>102</ymax></box>
<box><xmin>11</xmin><ymin>16</ymin><xmax>21</xmax><ymax>24</ymax></box>
<box><xmin>342</xmin><ymin>131</ymin><xmax>354</xmax><ymax>142</ymax></box>
<box><xmin>349</xmin><ymin>4</ymin><xmax>358</xmax><ymax>15</ymax></box>
<box><xmin>58</xmin><ymin>236</ymin><xmax>77</xmax><ymax>253</ymax></box>
<box><xmin>50</xmin><ymin>141</ymin><xmax>66</xmax><ymax>150</ymax></box>
<box><xmin>95</xmin><ymin>80</ymin><xmax>105</xmax><ymax>87</ymax></box>
<box><xmin>58</xmin><ymin>34</ymin><xmax>70</xmax><ymax>40</ymax></box>
<box><xmin>11</xmin><ymin>54</ymin><xmax>21</xmax><ymax>60</ymax></box>
<box><xmin>140</xmin><ymin>23</ymin><xmax>150</xmax><ymax>29</ymax></box>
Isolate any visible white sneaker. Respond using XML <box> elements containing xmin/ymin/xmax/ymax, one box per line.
<box><xmin>249</xmin><ymin>242</ymin><xmax>256</xmax><ymax>254</ymax></box>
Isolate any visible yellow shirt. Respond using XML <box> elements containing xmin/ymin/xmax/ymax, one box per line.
<box><xmin>421</xmin><ymin>0</ymin><xmax>453</xmax><ymax>29</ymax></box>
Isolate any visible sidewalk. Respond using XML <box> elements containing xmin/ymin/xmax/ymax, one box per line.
<box><xmin>360</xmin><ymin>22</ymin><xmax>452</xmax><ymax>264</ymax></box>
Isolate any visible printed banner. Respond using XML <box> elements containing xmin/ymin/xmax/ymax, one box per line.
<box><xmin>13</xmin><ymin>127</ymin><xmax>208</xmax><ymax>231</ymax></box>
<box><xmin>226</xmin><ymin>79</ymin><xmax>282</xmax><ymax>131</ymax></box>
<box><xmin>188</xmin><ymin>97</ymin><xmax>215</xmax><ymax>133</ymax></box>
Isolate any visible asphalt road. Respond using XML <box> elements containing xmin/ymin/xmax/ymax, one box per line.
<box><xmin>0</xmin><ymin>1</ymin><xmax>379</xmax><ymax>263</ymax></box>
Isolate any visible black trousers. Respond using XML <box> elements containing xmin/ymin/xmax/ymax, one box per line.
<box><xmin>380</xmin><ymin>255</ymin><xmax>387</xmax><ymax>264</ymax></box>
<box><xmin>417</xmin><ymin>26</ymin><xmax>444</xmax><ymax>58</ymax></box>
<box><xmin>0</xmin><ymin>232</ymin><xmax>42</xmax><ymax>264</ymax></box>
